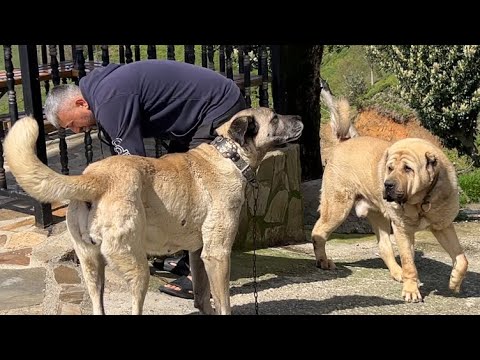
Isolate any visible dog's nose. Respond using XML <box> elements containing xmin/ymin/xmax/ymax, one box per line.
<box><xmin>384</xmin><ymin>180</ymin><xmax>395</xmax><ymax>191</ymax></box>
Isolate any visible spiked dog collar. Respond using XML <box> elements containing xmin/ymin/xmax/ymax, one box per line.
<box><xmin>419</xmin><ymin>172</ymin><xmax>439</xmax><ymax>214</ymax></box>
<box><xmin>211</xmin><ymin>136</ymin><xmax>258</xmax><ymax>187</ymax></box>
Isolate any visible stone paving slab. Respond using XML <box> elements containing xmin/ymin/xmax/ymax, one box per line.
<box><xmin>0</xmin><ymin>248</ymin><xmax>32</xmax><ymax>266</ymax></box>
<box><xmin>53</xmin><ymin>265</ymin><xmax>81</xmax><ymax>284</ymax></box>
<box><xmin>5</xmin><ymin>231</ymin><xmax>47</xmax><ymax>250</ymax></box>
<box><xmin>0</xmin><ymin>268</ymin><xmax>46</xmax><ymax>311</ymax></box>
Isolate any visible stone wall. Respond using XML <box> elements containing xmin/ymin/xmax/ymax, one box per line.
<box><xmin>234</xmin><ymin>144</ymin><xmax>305</xmax><ymax>250</ymax></box>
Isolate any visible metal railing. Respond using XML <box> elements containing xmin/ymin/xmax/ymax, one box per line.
<box><xmin>0</xmin><ymin>44</ymin><xmax>275</xmax><ymax>227</ymax></box>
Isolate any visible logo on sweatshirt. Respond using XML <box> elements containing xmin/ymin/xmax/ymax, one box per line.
<box><xmin>111</xmin><ymin>138</ymin><xmax>131</xmax><ymax>155</ymax></box>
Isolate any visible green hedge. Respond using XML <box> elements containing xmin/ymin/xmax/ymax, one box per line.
<box><xmin>458</xmin><ymin>169</ymin><xmax>480</xmax><ymax>206</ymax></box>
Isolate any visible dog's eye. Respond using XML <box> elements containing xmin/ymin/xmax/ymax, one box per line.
<box><xmin>271</xmin><ymin>116</ymin><xmax>279</xmax><ymax>125</ymax></box>
<box><xmin>387</xmin><ymin>165</ymin><xmax>394</xmax><ymax>173</ymax></box>
<box><xmin>404</xmin><ymin>165</ymin><xmax>413</xmax><ymax>173</ymax></box>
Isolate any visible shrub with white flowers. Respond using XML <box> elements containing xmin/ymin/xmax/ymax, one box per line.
<box><xmin>365</xmin><ymin>45</ymin><xmax>480</xmax><ymax>163</ymax></box>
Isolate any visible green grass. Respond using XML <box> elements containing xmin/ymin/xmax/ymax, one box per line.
<box><xmin>0</xmin><ymin>45</ymin><xmax>233</xmax><ymax>72</ymax></box>
<box><xmin>443</xmin><ymin>147</ymin><xmax>478</xmax><ymax>206</ymax></box>
<box><xmin>320</xmin><ymin>45</ymin><xmax>383</xmax><ymax>122</ymax></box>
<box><xmin>458</xmin><ymin>168</ymin><xmax>480</xmax><ymax>205</ymax></box>
<box><xmin>321</xmin><ymin>45</ymin><xmax>377</xmax><ymax>97</ymax></box>
<box><xmin>444</xmin><ymin>148</ymin><xmax>475</xmax><ymax>174</ymax></box>
<box><xmin>363</xmin><ymin>74</ymin><xmax>398</xmax><ymax>100</ymax></box>
<box><xmin>88</xmin><ymin>45</ymin><xmax>227</xmax><ymax>68</ymax></box>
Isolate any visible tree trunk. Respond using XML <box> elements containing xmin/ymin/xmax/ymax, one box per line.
<box><xmin>271</xmin><ymin>45</ymin><xmax>324</xmax><ymax>181</ymax></box>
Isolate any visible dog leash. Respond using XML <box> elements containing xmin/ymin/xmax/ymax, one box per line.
<box><xmin>251</xmin><ymin>183</ymin><xmax>260</xmax><ymax>315</ymax></box>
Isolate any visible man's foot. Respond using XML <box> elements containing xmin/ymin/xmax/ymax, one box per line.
<box><xmin>159</xmin><ymin>275</ymin><xmax>194</xmax><ymax>300</ymax></box>
<box><xmin>152</xmin><ymin>254</ymin><xmax>190</xmax><ymax>276</ymax></box>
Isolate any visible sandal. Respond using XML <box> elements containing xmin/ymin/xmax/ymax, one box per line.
<box><xmin>159</xmin><ymin>275</ymin><xmax>194</xmax><ymax>300</ymax></box>
<box><xmin>152</xmin><ymin>254</ymin><xmax>190</xmax><ymax>276</ymax></box>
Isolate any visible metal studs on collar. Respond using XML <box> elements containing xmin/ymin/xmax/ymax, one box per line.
<box><xmin>211</xmin><ymin>136</ymin><xmax>258</xmax><ymax>186</ymax></box>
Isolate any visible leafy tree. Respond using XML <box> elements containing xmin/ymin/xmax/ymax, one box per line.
<box><xmin>344</xmin><ymin>72</ymin><xmax>367</xmax><ymax>107</ymax></box>
<box><xmin>365</xmin><ymin>45</ymin><xmax>480</xmax><ymax>163</ymax></box>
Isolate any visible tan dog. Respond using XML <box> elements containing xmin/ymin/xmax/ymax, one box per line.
<box><xmin>312</xmin><ymin>86</ymin><xmax>468</xmax><ymax>302</ymax></box>
<box><xmin>4</xmin><ymin>108</ymin><xmax>303</xmax><ymax>314</ymax></box>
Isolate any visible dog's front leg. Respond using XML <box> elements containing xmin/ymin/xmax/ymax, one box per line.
<box><xmin>392</xmin><ymin>223</ymin><xmax>422</xmax><ymax>302</ymax></box>
<box><xmin>201</xmin><ymin>223</ymin><xmax>235</xmax><ymax>315</ymax></box>
<box><xmin>367</xmin><ymin>211</ymin><xmax>402</xmax><ymax>282</ymax></box>
<box><xmin>189</xmin><ymin>248</ymin><xmax>215</xmax><ymax>315</ymax></box>
<box><xmin>202</xmin><ymin>251</ymin><xmax>231</xmax><ymax>315</ymax></box>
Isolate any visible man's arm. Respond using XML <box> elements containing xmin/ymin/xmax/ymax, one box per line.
<box><xmin>95</xmin><ymin>94</ymin><xmax>146</xmax><ymax>156</ymax></box>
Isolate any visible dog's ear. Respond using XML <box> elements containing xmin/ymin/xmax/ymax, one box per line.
<box><xmin>425</xmin><ymin>151</ymin><xmax>437</xmax><ymax>180</ymax></box>
<box><xmin>379</xmin><ymin>149</ymin><xmax>389</xmax><ymax>179</ymax></box>
<box><xmin>228</xmin><ymin>115</ymin><xmax>256</xmax><ymax>146</ymax></box>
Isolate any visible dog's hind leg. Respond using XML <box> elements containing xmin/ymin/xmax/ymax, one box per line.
<box><xmin>431</xmin><ymin>224</ymin><xmax>468</xmax><ymax>293</ymax></box>
<box><xmin>367</xmin><ymin>211</ymin><xmax>402</xmax><ymax>282</ymax></box>
<box><xmin>311</xmin><ymin>187</ymin><xmax>355</xmax><ymax>270</ymax></box>
<box><xmin>67</xmin><ymin>201</ymin><xmax>106</xmax><ymax>315</ymax></box>
<box><xmin>74</xmin><ymin>243</ymin><xmax>107</xmax><ymax>315</ymax></box>
<box><xmin>103</xmin><ymin>239</ymin><xmax>149</xmax><ymax>315</ymax></box>
<box><xmin>100</xmin><ymin>201</ymin><xmax>149</xmax><ymax>315</ymax></box>
<box><xmin>189</xmin><ymin>247</ymin><xmax>215</xmax><ymax>315</ymax></box>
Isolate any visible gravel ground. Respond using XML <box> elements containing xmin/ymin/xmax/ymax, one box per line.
<box><xmin>82</xmin><ymin>221</ymin><xmax>480</xmax><ymax>315</ymax></box>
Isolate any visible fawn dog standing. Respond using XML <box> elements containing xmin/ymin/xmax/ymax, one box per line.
<box><xmin>4</xmin><ymin>108</ymin><xmax>303</xmax><ymax>314</ymax></box>
<box><xmin>312</xmin><ymin>84</ymin><xmax>468</xmax><ymax>302</ymax></box>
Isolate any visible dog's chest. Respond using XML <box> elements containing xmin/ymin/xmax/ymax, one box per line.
<box><xmin>416</xmin><ymin>217</ymin><xmax>431</xmax><ymax>231</ymax></box>
<box><xmin>392</xmin><ymin>204</ymin><xmax>431</xmax><ymax>230</ymax></box>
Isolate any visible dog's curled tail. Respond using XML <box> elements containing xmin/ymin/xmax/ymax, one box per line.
<box><xmin>3</xmin><ymin>116</ymin><xmax>104</xmax><ymax>203</ymax></box>
<box><xmin>320</xmin><ymin>79</ymin><xmax>358</xmax><ymax>142</ymax></box>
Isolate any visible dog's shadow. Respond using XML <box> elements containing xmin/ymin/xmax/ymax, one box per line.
<box><xmin>229</xmin><ymin>295</ymin><xmax>404</xmax><ymax>315</ymax></box>
<box><xmin>229</xmin><ymin>251</ymin><xmax>353</xmax><ymax>296</ymax></box>
<box><xmin>342</xmin><ymin>251</ymin><xmax>480</xmax><ymax>299</ymax></box>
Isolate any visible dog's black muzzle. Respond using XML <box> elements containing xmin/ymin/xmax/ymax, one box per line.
<box><xmin>383</xmin><ymin>180</ymin><xmax>397</xmax><ymax>202</ymax></box>
<box><xmin>383</xmin><ymin>180</ymin><xmax>405</xmax><ymax>204</ymax></box>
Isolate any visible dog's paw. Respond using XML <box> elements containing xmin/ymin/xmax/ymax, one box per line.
<box><xmin>390</xmin><ymin>268</ymin><xmax>403</xmax><ymax>283</ymax></box>
<box><xmin>449</xmin><ymin>282</ymin><xmax>462</xmax><ymax>293</ymax></box>
<box><xmin>402</xmin><ymin>280</ymin><xmax>423</xmax><ymax>303</ymax></box>
<box><xmin>449</xmin><ymin>272</ymin><xmax>465</xmax><ymax>293</ymax></box>
<box><xmin>315</xmin><ymin>258</ymin><xmax>336</xmax><ymax>270</ymax></box>
<box><xmin>449</xmin><ymin>254</ymin><xmax>468</xmax><ymax>293</ymax></box>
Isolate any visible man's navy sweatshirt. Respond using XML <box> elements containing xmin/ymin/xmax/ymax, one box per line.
<box><xmin>79</xmin><ymin>60</ymin><xmax>241</xmax><ymax>156</ymax></box>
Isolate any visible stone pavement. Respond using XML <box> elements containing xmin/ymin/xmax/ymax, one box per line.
<box><xmin>2</xmin><ymin>202</ymin><xmax>480</xmax><ymax>315</ymax></box>
<box><xmin>1</xmin><ymin>130</ymin><xmax>480</xmax><ymax>315</ymax></box>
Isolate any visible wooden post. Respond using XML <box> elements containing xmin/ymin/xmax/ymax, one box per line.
<box><xmin>270</xmin><ymin>45</ymin><xmax>324</xmax><ymax>181</ymax></box>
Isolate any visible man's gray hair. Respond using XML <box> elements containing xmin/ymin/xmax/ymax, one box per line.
<box><xmin>44</xmin><ymin>84</ymin><xmax>82</xmax><ymax>128</ymax></box>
